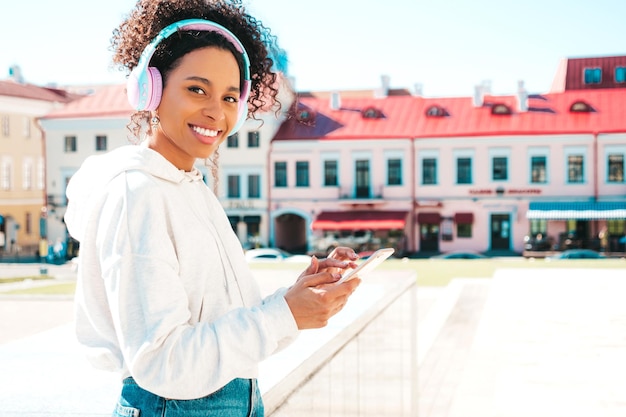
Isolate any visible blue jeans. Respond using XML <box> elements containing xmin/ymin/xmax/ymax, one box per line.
<box><xmin>113</xmin><ymin>377</ymin><xmax>264</xmax><ymax>417</ymax></box>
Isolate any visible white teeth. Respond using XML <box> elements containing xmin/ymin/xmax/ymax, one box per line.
<box><xmin>192</xmin><ymin>125</ymin><xmax>219</xmax><ymax>137</ymax></box>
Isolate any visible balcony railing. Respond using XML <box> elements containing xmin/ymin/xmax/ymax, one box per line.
<box><xmin>339</xmin><ymin>185</ymin><xmax>385</xmax><ymax>201</ymax></box>
<box><xmin>260</xmin><ymin>273</ymin><xmax>417</xmax><ymax>417</ymax></box>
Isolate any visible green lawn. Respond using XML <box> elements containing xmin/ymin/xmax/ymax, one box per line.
<box><xmin>1</xmin><ymin>258</ymin><xmax>624</xmax><ymax>295</ymax></box>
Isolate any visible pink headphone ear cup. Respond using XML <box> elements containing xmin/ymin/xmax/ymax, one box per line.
<box><xmin>144</xmin><ymin>67</ymin><xmax>163</xmax><ymax>111</ymax></box>
<box><xmin>126</xmin><ymin>69</ymin><xmax>141</xmax><ymax>109</ymax></box>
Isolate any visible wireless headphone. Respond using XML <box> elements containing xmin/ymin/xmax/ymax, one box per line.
<box><xmin>126</xmin><ymin>18</ymin><xmax>251</xmax><ymax>136</ymax></box>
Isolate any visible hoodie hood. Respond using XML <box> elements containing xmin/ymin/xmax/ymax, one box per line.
<box><xmin>65</xmin><ymin>144</ymin><xmax>203</xmax><ymax>242</ymax></box>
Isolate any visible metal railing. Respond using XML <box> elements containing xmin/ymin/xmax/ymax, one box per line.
<box><xmin>261</xmin><ymin>273</ymin><xmax>417</xmax><ymax>417</ymax></box>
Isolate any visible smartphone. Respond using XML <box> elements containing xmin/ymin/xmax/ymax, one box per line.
<box><xmin>337</xmin><ymin>248</ymin><xmax>395</xmax><ymax>284</ymax></box>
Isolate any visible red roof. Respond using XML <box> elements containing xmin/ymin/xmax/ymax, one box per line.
<box><xmin>274</xmin><ymin>88</ymin><xmax>626</xmax><ymax>141</ymax></box>
<box><xmin>0</xmin><ymin>80</ymin><xmax>77</xmax><ymax>103</ymax></box>
<box><xmin>42</xmin><ymin>84</ymin><xmax>133</xmax><ymax>119</ymax></box>
<box><xmin>551</xmin><ymin>55</ymin><xmax>626</xmax><ymax>92</ymax></box>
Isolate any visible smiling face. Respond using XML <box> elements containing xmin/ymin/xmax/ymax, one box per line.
<box><xmin>149</xmin><ymin>46</ymin><xmax>241</xmax><ymax>171</ymax></box>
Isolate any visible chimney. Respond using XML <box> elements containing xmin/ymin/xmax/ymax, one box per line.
<box><xmin>381</xmin><ymin>74</ymin><xmax>390</xmax><ymax>96</ymax></box>
<box><xmin>472</xmin><ymin>80</ymin><xmax>491</xmax><ymax>107</ymax></box>
<box><xmin>516</xmin><ymin>80</ymin><xmax>528</xmax><ymax>112</ymax></box>
<box><xmin>473</xmin><ymin>84</ymin><xmax>484</xmax><ymax>107</ymax></box>
<box><xmin>413</xmin><ymin>83</ymin><xmax>423</xmax><ymax>97</ymax></box>
<box><xmin>8</xmin><ymin>65</ymin><xmax>24</xmax><ymax>84</ymax></box>
<box><xmin>330</xmin><ymin>91</ymin><xmax>341</xmax><ymax>110</ymax></box>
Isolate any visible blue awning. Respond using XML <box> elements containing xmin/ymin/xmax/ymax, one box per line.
<box><xmin>526</xmin><ymin>201</ymin><xmax>626</xmax><ymax>220</ymax></box>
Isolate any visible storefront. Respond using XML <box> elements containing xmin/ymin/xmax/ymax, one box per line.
<box><xmin>526</xmin><ymin>201</ymin><xmax>626</xmax><ymax>253</ymax></box>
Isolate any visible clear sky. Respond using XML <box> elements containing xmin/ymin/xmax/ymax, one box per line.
<box><xmin>2</xmin><ymin>0</ymin><xmax>625</xmax><ymax>97</ymax></box>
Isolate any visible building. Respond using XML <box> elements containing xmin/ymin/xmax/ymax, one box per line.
<box><xmin>31</xmin><ymin>55</ymin><xmax>626</xmax><ymax>258</ymax></box>
<box><xmin>268</xmin><ymin>56</ymin><xmax>626</xmax><ymax>256</ymax></box>
<box><xmin>0</xmin><ymin>72</ymin><xmax>76</xmax><ymax>258</ymax></box>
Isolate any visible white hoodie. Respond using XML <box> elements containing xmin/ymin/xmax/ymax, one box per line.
<box><xmin>65</xmin><ymin>144</ymin><xmax>299</xmax><ymax>400</ymax></box>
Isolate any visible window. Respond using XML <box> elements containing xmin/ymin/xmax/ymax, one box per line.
<box><xmin>248</xmin><ymin>174</ymin><xmax>260</xmax><ymax>198</ymax></box>
<box><xmin>2</xmin><ymin>115</ymin><xmax>9</xmax><ymax>137</ymax></box>
<box><xmin>583</xmin><ymin>68</ymin><xmax>602</xmax><ymax>84</ymax></box>
<box><xmin>323</xmin><ymin>160</ymin><xmax>338</xmax><ymax>186</ymax></box>
<box><xmin>425</xmin><ymin>105</ymin><xmax>447</xmax><ymax>117</ymax></box>
<box><xmin>227</xmin><ymin>133</ymin><xmax>239</xmax><ymax>148</ymax></box>
<box><xmin>23</xmin><ymin>159</ymin><xmax>33</xmax><ymax>190</ymax></box>
<box><xmin>491</xmin><ymin>103</ymin><xmax>512</xmax><ymax>115</ymax></box>
<box><xmin>227</xmin><ymin>175</ymin><xmax>240</xmax><ymax>198</ymax></box>
<box><xmin>361</xmin><ymin>106</ymin><xmax>384</xmax><ymax>119</ymax></box>
<box><xmin>23</xmin><ymin>117</ymin><xmax>30</xmax><ymax>138</ymax></box>
<box><xmin>274</xmin><ymin>162</ymin><xmax>287</xmax><ymax>187</ymax></box>
<box><xmin>1</xmin><ymin>159</ymin><xmax>12</xmax><ymax>190</ymax></box>
<box><xmin>492</xmin><ymin>157</ymin><xmax>508</xmax><ymax>181</ymax></box>
<box><xmin>37</xmin><ymin>157</ymin><xmax>45</xmax><ymax>190</ymax></box>
<box><xmin>457</xmin><ymin>157</ymin><xmax>472</xmax><ymax>184</ymax></box>
<box><xmin>616</xmin><ymin>67</ymin><xmax>626</xmax><ymax>84</ymax></box>
<box><xmin>530</xmin><ymin>156</ymin><xmax>547</xmax><ymax>183</ymax></box>
<box><xmin>64</xmin><ymin>135</ymin><xmax>77</xmax><ymax>153</ymax></box>
<box><xmin>296</xmin><ymin>161</ymin><xmax>309</xmax><ymax>187</ymax></box>
<box><xmin>567</xmin><ymin>155</ymin><xmax>584</xmax><ymax>183</ymax></box>
<box><xmin>95</xmin><ymin>135</ymin><xmax>107</xmax><ymax>151</ymax></box>
<box><xmin>25</xmin><ymin>212</ymin><xmax>32</xmax><ymax>235</ymax></box>
<box><xmin>457</xmin><ymin>223</ymin><xmax>472</xmax><ymax>238</ymax></box>
<box><xmin>530</xmin><ymin>219</ymin><xmax>547</xmax><ymax>235</ymax></box>
<box><xmin>570</xmin><ymin>101</ymin><xmax>594</xmax><ymax>113</ymax></box>
<box><xmin>248</xmin><ymin>131</ymin><xmax>260</xmax><ymax>148</ymax></box>
<box><xmin>608</xmin><ymin>154</ymin><xmax>624</xmax><ymax>183</ymax></box>
<box><xmin>422</xmin><ymin>158</ymin><xmax>437</xmax><ymax>185</ymax></box>
<box><xmin>387</xmin><ymin>158</ymin><xmax>402</xmax><ymax>185</ymax></box>
<box><xmin>355</xmin><ymin>159</ymin><xmax>371</xmax><ymax>198</ymax></box>
<box><xmin>608</xmin><ymin>220</ymin><xmax>625</xmax><ymax>235</ymax></box>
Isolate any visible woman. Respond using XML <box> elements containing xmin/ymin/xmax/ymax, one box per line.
<box><xmin>64</xmin><ymin>1</ymin><xmax>361</xmax><ymax>415</ymax></box>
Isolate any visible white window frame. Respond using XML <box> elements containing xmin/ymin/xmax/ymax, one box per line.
<box><xmin>418</xmin><ymin>149</ymin><xmax>439</xmax><ymax>185</ymax></box>
<box><xmin>488</xmin><ymin>147</ymin><xmax>511</xmax><ymax>183</ymax></box>
<box><xmin>527</xmin><ymin>147</ymin><xmax>550</xmax><ymax>184</ymax></box>
<box><xmin>604</xmin><ymin>145</ymin><xmax>626</xmax><ymax>184</ymax></box>
<box><xmin>453</xmin><ymin>149</ymin><xmax>475</xmax><ymax>185</ymax></box>
<box><xmin>564</xmin><ymin>146</ymin><xmax>587</xmax><ymax>184</ymax></box>
<box><xmin>384</xmin><ymin>150</ymin><xmax>405</xmax><ymax>186</ymax></box>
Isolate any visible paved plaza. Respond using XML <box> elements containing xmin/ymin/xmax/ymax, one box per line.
<box><xmin>1</xmin><ymin>263</ymin><xmax>626</xmax><ymax>416</ymax></box>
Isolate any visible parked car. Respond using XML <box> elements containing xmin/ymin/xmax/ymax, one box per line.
<box><xmin>245</xmin><ymin>248</ymin><xmax>312</xmax><ymax>263</ymax></box>
<box><xmin>548</xmin><ymin>249</ymin><xmax>606</xmax><ymax>259</ymax></box>
<box><xmin>430</xmin><ymin>251</ymin><xmax>487</xmax><ymax>259</ymax></box>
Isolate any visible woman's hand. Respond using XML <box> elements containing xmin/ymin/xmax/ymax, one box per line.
<box><xmin>285</xmin><ymin>256</ymin><xmax>361</xmax><ymax>329</ymax></box>
<box><xmin>296</xmin><ymin>247</ymin><xmax>359</xmax><ymax>281</ymax></box>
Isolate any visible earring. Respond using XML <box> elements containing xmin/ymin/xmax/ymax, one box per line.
<box><xmin>151</xmin><ymin>115</ymin><xmax>160</xmax><ymax>127</ymax></box>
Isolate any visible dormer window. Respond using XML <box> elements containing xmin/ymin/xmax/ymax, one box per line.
<box><xmin>569</xmin><ymin>100</ymin><xmax>594</xmax><ymax>113</ymax></box>
<box><xmin>425</xmin><ymin>105</ymin><xmax>448</xmax><ymax>117</ymax></box>
<box><xmin>583</xmin><ymin>67</ymin><xmax>602</xmax><ymax>85</ymax></box>
<box><xmin>491</xmin><ymin>103</ymin><xmax>512</xmax><ymax>115</ymax></box>
<box><xmin>361</xmin><ymin>106</ymin><xmax>384</xmax><ymax>119</ymax></box>
<box><xmin>296</xmin><ymin>108</ymin><xmax>316</xmax><ymax>124</ymax></box>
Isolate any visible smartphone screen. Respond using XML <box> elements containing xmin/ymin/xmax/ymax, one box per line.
<box><xmin>337</xmin><ymin>248</ymin><xmax>394</xmax><ymax>284</ymax></box>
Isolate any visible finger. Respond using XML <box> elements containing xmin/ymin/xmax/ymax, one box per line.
<box><xmin>298</xmin><ymin>271</ymin><xmax>341</xmax><ymax>288</ymax></box>
<box><xmin>329</xmin><ymin>247</ymin><xmax>359</xmax><ymax>261</ymax></box>
<box><xmin>317</xmin><ymin>258</ymin><xmax>351</xmax><ymax>271</ymax></box>
<box><xmin>297</xmin><ymin>256</ymin><xmax>319</xmax><ymax>280</ymax></box>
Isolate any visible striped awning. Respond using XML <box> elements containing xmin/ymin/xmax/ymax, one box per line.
<box><xmin>526</xmin><ymin>201</ymin><xmax>626</xmax><ymax>220</ymax></box>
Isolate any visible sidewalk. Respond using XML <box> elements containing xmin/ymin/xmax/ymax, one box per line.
<box><xmin>417</xmin><ymin>268</ymin><xmax>626</xmax><ymax>417</ymax></box>
<box><xmin>3</xmin><ymin>265</ymin><xmax>625</xmax><ymax>416</ymax></box>
<box><xmin>0</xmin><ymin>266</ymin><xmax>424</xmax><ymax>417</ymax></box>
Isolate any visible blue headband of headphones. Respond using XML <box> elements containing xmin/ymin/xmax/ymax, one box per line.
<box><xmin>127</xmin><ymin>18</ymin><xmax>252</xmax><ymax>136</ymax></box>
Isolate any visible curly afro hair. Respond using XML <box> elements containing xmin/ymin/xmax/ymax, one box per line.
<box><xmin>111</xmin><ymin>0</ymin><xmax>283</xmax><ymax>139</ymax></box>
